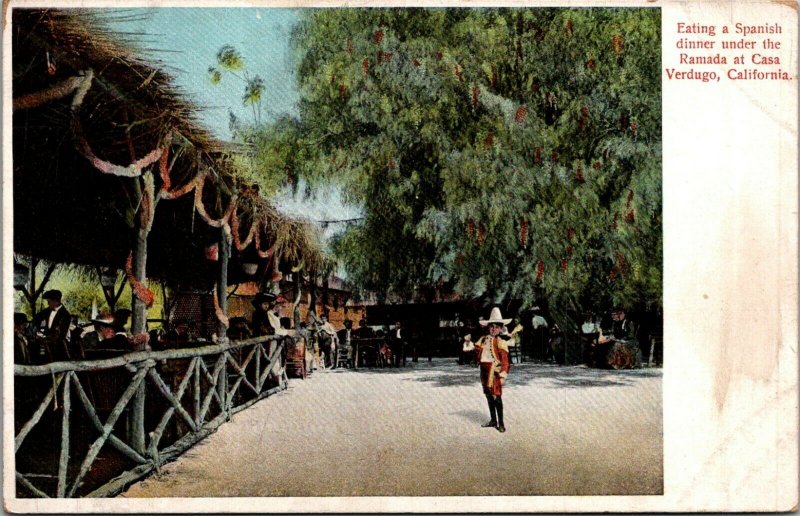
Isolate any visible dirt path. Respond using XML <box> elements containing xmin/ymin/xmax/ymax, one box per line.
<box><xmin>121</xmin><ymin>359</ymin><xmax>662</xmax><ymax>497</ymax></box>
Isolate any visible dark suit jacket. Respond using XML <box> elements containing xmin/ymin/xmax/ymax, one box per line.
<box><xmin>251</xmin><ymin>310</ymin><xmax>275</xmax><ymax>337</ymax></box>
<box><xmin>33</xmin><ymin>306</ymin><xmax>72</xmax><ymax>361</ymax></box>
<box><xmin>33</xmin><ymin>306</ymin><xmax>71</xmax><ymax>342</ymax></box>
<box><xmin>337</xmin><ymin>329</ymin><xmax>354</xmax><ymax>347</ymax></box>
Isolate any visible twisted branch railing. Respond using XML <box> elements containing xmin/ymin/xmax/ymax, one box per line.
<box><xmin>14</xmin><ymin>335</ymin><xmax>291</xmax><ymax>498</ymax></box>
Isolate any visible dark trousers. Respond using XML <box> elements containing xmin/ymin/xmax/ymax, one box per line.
<box><xmin>484</xmin><ymin>392</ymin><xmax>504</xmax><ymax>425</ymax></box>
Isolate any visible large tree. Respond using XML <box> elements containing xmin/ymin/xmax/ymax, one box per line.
<box><xmin>288</xmin><ymin>7</ymin><xmax>661</xmax><ymax>325</ymax></box>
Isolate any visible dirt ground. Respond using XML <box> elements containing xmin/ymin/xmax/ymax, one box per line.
<box><xmin>121</xmin><ymin>359</ymin><xmax>662</xmax><ymax>497</ymax></box>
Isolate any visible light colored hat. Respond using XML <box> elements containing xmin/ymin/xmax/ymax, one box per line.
<box><xmin>92</xmin><ymin>313</ymin><xmax>115</xmax><ymax>327</ymax></box>
<box><xmin>480</xmin><ymin>307</ymin><xmax>512</xmax><ymax>326</ymax></box>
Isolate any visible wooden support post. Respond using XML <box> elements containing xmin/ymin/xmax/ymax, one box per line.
<box><xmin>131</xmin><ymin>227</ymin><xmax>148</xmax><ymax>335</ymax></box>
<box><xmin>254</xmin><ymin>344</ymin><xmax>261</xmax><ymax>394</ymax></box>
<box><xmin>194</xmin><ymin>358</ymin><xmax>201</xmax><ymax>428</ymax></box>
<box><xmin>217</xmin><ymin>230</ymin><xmax>231</xmax><ymax>340</ymax></box>
<box><xmin>218</xmin><ymin>352</ymin><xmax>229</xmax><ymax>419</ymax></box>
<box><xmin>129</xmin><ymin>193</ymin><xmax>150</xmax><ymax>454</ymax></box>
<box><xmin>129</xmin><ymin>369</ymin><xmax>147</xmax><ymax>456</ymax></box>
<box><xmin>56</xmin><ymin>373</ymin><xmax>71</xmax><ymax>498</ymax></box>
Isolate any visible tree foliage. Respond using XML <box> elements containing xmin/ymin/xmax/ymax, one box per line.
<box><xmin>285</xmin><ymin>8</ymin><xmax>660</xmax><ymax>325</ymax></box>
<box><xmin>209</xmin><ymin>44</ymin><xmax>266</xmax><ymax>125</ymax></box>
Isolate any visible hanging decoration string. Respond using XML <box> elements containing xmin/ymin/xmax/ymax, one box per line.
<box><xmin>229</xmin><ymin>207</ymin><xmax>258</xmax><ymax>251</ymax></box>
<box><xmin>70</xmin><ymin>70</ymin><xmax>164</xmax><ymax>178</ymax></box>
<box><xmin>157</xmin><ymin>135</ymin><xmax>205</xmax><ymax>201</ymax></box>
<box><xmin>159</xmin><ymin>168</ymin><xmax>204</xmax><ymax>201</ymax></box>
<box><xmin>212</xmin><ymin>286</ymin><xmax>229</xmax><ymax>329</ymax></box>
<box><xmin>139</xmin><ymin>172</ymin><xmax>156</xmax><ymax>233</ymax></box>
<box><xmin>158</xmin><ymin>132</ymin><xmax>174</xmax><ymax>191</ymax></box>
<box><xmin>125</xmin><ymin>252</ymin><xmax>155</xmax><ymax>308</ymax></box>
<box><xmin>193</xmin><ymin>171</ymin><xmax>237</xmax><ymax>228</ymax></box>
<box><xmin>13</xmin><ymin>75</ymin><xmax>85</xmax><ymax>111</ymax></box>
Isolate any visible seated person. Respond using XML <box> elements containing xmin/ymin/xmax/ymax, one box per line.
<box><xmin>162</xmin><ymin>319</ymin><xmax>190</xmax><ymax>348</ymax></box>
<box><xmin>227</xmin><ymin>317</ymin><xmax>252</xmax><ymax>340</ymax></box>
<box><xmin>82</xmin><ymin>313</ymin><xmax>130</xmax><ymax>353</ymax></box>
<box><xmin>14</xmin><ymin>312</ymin><xmax>32</xmax><ymax>364</ymax></box>
<box><xmin>378</xmin><ymin>340</ymin><xmax>393</xmax><ymax>365</ymax></box>
<box><xmin>460</xmin><ymin>334</ymin><xmax>476</xmax><ymax>365</ymax></box>
<box><xmin>354</xmin><ymin>318</ymin><xmax>374</xmax><ymax>339</ymax></box>
<box><xmin>591</xmin><ymin>314</ymin><xmax>617</xmax><ymax>368</ymax></box>
<box><xmin>113</xmin><ymin>308</ymin><xmax>133</xmax><ymax>336</ymax></box>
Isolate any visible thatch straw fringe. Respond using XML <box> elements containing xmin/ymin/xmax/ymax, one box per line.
<box><xmin>15</xmin><ymin>10</ymin><xmax>326</xmax><ymax>277</ymax></box>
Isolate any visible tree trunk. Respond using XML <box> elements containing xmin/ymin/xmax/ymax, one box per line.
<box><xmin>308</xmin><ymin>272</ymin><xmax>318</xmax><ymax>317</ymax></box>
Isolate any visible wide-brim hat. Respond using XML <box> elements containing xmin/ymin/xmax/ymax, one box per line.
<box><xmin>480</xmin><ymin>307</ymin><xmax>512</xmax><ymax>326</ymax></box>
<box><xmin>251</xmin><ymin>292</ymin><xmax>277</xmax><ymax>307</ymax></box>
<box><xmin>92</xmin><ymin>313</ymin><xmax>115</xmax><ymax>327</ymax></box>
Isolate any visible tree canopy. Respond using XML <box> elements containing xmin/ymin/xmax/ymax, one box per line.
<box><xmin>248</xmin><ymin>8</ymin><xmax>662</xmax><ymax>325</ymax></box>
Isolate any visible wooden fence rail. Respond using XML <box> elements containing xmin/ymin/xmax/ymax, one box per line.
<box><xmin>14</xmin><ymin>335</ymin><xmax>292</xmax><ymax>498</ymax></box>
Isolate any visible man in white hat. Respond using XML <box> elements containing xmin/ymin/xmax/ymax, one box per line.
<box><xmin>474</xmin><ymin>307</ymin><xmax>512</xmax><ymax>432</ymax></box>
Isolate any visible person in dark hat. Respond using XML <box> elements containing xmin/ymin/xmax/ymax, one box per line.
<box><xmin>113</xmin><ymin>308</ymin><xmax>132</xmax><ymax>336</ymax></box>
<box><xmin>251</xmin><ymin>292</ymin><xmax>278</xmax><ymax>337</ymax></box>
<box><xmin>13</xmin><ymin>312</ymin><xmax>31</xmax><ymax>364</ymax></box>
<box><xmin>32</xmin><ymin>289</ymin><xmax>72</xmax><ymax>361</ymax></box>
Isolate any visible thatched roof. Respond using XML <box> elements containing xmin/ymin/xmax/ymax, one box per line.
<box><xmin>12</xmin><ymin>8</ymin><xmax>323</xmax><ymax>289</ymax></box>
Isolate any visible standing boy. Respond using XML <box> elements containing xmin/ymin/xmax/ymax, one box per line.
<box><xmin>475</xmin><ymin>307</ymin><xmax>511</xmax><ymax>433</ymax></box>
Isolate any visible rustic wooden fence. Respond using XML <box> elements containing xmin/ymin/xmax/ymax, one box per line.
<box><xmin>14</xmin><ymin>335</ymin><xmax>291</xmax><ymax>498</ymax></box>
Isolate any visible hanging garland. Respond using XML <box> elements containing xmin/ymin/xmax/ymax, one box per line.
<box><xmin>71</xmin><ymin>70</ymin><xmax>164</xmax><ymax>178</ymax></box>
<box><xmin>212</xmin><ymin>286</ymin><xmax>230</xmax><ymax>329</ymax></box>
<box><xmin>229</xmin><ymin>207</ymin><xmax>258</xmax><ymax>251</ymax></box>
<box><xmin>158</xmin><ymin>145</ymin><xmax>205</xmax><ymax>201</ymax></box>
<box><xmin>193</xmin><ymin>171</ymin><xmax>238</xmax><ymax>228</ymax></box>
<box><xmin>13</xmin><ymin>74</ymin><xmax>84</xmax><ymax>111</ymax></box>
<box><xmin>158</xmin><ymin>133</ymin><xmax>174</xmax><ymax>191</ymax></box>
<box><xmin>125</xmin><ymin>252</ymin><xmax>155</xmax><ymax>308</ymax></box>
<box><xmin>159</xmin><ymin>168</ymin><xmax>204</xmax><ymax>200</ymax></box>
<box><xmin>139</xmin><ymin>172</ymin><xmax>156</xmax><ymax>233</ymax></box>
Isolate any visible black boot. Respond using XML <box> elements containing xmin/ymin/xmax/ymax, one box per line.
<box><xmin>495</xmin><ymin>397</ymin><xmax>505</xmax><ymax>432</ymax></box>
<box><xmin>482</xmin><ymin>394</ymin><xmax>497</xmax><ymax>427</ymax></box>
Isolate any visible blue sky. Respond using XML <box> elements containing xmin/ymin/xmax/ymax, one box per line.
<box><xmin>111</xmin><ymin>8</ymin><xmax>361</xmax><ymax>228</ymax></box>
<box><xmin>116</xmin><ymin>8</ymin><xmax>301</xmax><ymax>140</ymax></box>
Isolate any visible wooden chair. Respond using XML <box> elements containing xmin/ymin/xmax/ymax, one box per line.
<box><xmin>335</xmin><ymin>345</ymin><xmax>353</xmax><ymax>369</ymax></box>
<box><xmin>507</xmin><ymin>340</ymin><xmax>521</xmax><ymax>364</ymax></box>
